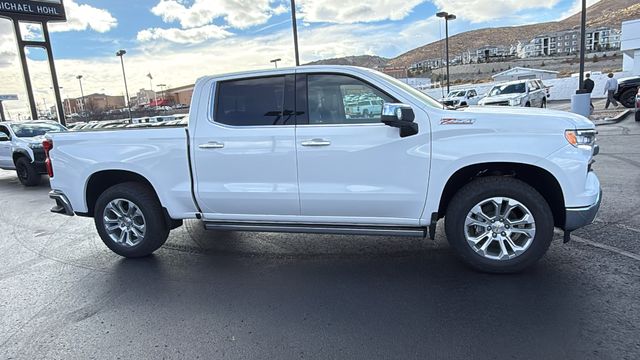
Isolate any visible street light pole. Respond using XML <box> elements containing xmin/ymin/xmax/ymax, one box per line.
<box><xmin>436</xmin><ymin>11</ymin><xmax>456</xmax><ymax>94</ymax></box>
<box><xmin>270</xmin><ymin>58</ymin><xmax>282</xmax><ymax>68</ymax></box>
<box><xmin>76</xmin><ymin>75</ymin><xmax>85</xmax><ymax>114</ymax></box>
<box><xmin>116</xmin><ymin>49</ymin><xmax>132</xmax><ymax>120</ymax></box>
<box><xmin>290</xmin><ymin>0</ymin><xmax>300</xmax><ymax>66</ymax></box>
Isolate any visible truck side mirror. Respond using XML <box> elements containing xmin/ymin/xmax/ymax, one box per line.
<box><xmin>381</xmin><ymin>103</ymin><xmax>418</xmax><ymax>138</ymax></box>
<box><xmin>0</xmin><ymin>134</ymin><xmax>9</xmax><ymax>142</ymax></box>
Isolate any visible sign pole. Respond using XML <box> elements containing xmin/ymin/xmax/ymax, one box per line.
<box><xmin>12</xmin><ymin>20</ymin><xmax>38</xmax><ymax>121</ymax></box>
<box><xmin>42</xmin><ymin>22</ymin><xmax>66</xmax><ymax>126</ymax></box>
<box><xmin>0</xmin><ymin>101</ymin><xmax>5</xmax><ymax>122</ymax></box>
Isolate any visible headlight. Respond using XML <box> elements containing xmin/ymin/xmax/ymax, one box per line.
<box><xmin>565</xmin><ymin>129</ymin><xmax>596</xmax><ymax>149</ymax></box>
<box><xmin>28</xmin><ymin>143</ymin><xmax>43</xmax><ymax>149</ymax></box>
<box><xmin>509</xmin><ymin>97</ymin><xmax>522</xmax><ymax>106</ymax></box>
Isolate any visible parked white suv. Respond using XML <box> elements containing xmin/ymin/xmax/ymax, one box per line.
<box><xmin>479</xmin><ymin>79</ymin><xmax>548</xmax><ymax>108</ymax></box>
<box><xmin>0</xmin><ymin>121</ymin><xmax>67</xmax><ymax>186</ymax></box>
<box><xmin>441</xmin><ymin>89</ymin><xmax>481</xmax><ymax>108</ymax></box>
<box><xmin>45</xmin><ymin>66</ymin><xmax>601</xmax><ymax>273</ymax></box>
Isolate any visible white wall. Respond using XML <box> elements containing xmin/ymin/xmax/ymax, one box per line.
<box><xmin>621</xmin><ymin>19</ymin><xmax>640</xmax><ymax>75</ymax></box>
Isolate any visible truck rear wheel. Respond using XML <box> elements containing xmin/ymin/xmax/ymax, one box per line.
<box><xmin>94</xmin><ymin>182</ymin><xmax>169</xmax><ymax>258</ymax></box>
<box><xmin>15</xmin><ymin>157</ymin><xmax>41</xmax><ymax>187</ymax></box>
<box><xmin>444</xmin><ymin>176</ymin><xmax>554</xmax><ymax>273</ymax></box>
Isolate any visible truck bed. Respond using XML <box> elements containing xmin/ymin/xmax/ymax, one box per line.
<box><xmin>48</xmin><ymin>127</ymin><xmax>198</xmax><ymax>219</ymax></box>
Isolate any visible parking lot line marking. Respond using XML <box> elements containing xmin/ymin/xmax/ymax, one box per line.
<box><xmin>555</xmin><ymin>230</ymin><xmax>640</xmax><ymax>262</ymax></box>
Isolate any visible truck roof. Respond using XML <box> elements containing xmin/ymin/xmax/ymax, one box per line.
<box><xmin>198</xmin><ymin>65</ymin><xmax>373</xmax><ymax>82</ymax></box>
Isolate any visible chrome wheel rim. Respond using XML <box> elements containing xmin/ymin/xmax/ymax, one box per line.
<box><xmin>464</xmin><ymin>197</ymin><xmax>536</xmax><ymax>261</ymax></box>
<box><xmin>103</xmin><ymin>198</ymin><xmax>146</xmax><ymax>247</ymax></box>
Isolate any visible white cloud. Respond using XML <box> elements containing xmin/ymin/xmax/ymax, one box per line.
<box><xmin>1</xmin><ymin>19</ymin><xmax>442</xmax><ymax>117</ymax></box>
<box><xmin>559</xmin><ymin>0</ymin><xmax>601</xmax><ymax>20</ymax></box>
<box><xmin>298</xmin><ymin>0</ymin><xmax>426</xmax><ymax>24</ymax></box>
<box><xmin>150</xmin><ymin>0</ymin><xmax>280</xmax><ymax>30</ymax></box>
<box><xmin>48</xmin><ymin>0</ymin><xmax>117</xmax><ymax>33</ymax></box>
<box><xmin>430</xmin><ymin>0</ymin><xmax>560</xmax><ymax>23</ymax></box>
<box><xmin>137</xmin><ymin>25</ymin><xmax>232</xmax><ymax>44</ymax></box>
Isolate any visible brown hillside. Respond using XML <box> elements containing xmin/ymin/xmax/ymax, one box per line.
<box><xmin>388</xmin><ymin>0</ymin><xmax>640</xmax><ymax>68</ymax></box>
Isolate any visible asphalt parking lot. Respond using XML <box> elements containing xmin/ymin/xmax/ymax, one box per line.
<box><xmin>1</xmin><ymin>114</ymin><xmax>640</xmax><ymax>359</ymax></box>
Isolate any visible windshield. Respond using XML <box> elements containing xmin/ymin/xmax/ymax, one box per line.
<box><xmin>489</xmin><ymin>83</ymin><xmax>526</xmax><ymax>96</ymax></box>
<box><xmin>447</xmin><ymin>91</ymin><xmax>466</xmax><ymax>97</ymax></box>
<box><xmin>10</xmin><ymin>122</ymin><xmax>66</xmax><ymax>138</ymax></box>
<box><xmin>374</xmin><ymin>71</ymin><xmax>443</xmax><ymax>109</ymax></box>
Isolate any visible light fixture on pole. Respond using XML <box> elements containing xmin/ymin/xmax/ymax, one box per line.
<box><xmin>76</xmin><ymin>75</ymin><xmax>85</xmax><ymax>114</ymax></box>
<box><xmin>270</xmin><ymin>58</ymin><xmax>282</xmax><ymax>68</ymax></box>
<box><xmin>436</xmin><ymin>11</ymin><xmax>456</xmax><ymax>94</ymax></box>
<box><xmin>290</xmin><ymin>0</ymin><xmax>300</xmax><ymax>66</ymax></box>
<box><xmin>116</xmin><ymin>49</ymin><xmax>132</xmax><ymax>120</ymax></box>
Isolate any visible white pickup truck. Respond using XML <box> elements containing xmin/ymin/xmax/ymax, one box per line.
<box><xmin>45</xmin><ymin>66</ymin><xmax>601</xmax><ymax>273</ymax></box>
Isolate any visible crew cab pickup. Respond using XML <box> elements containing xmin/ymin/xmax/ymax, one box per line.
<box><xmin>45</xmin><ymin>66</ymin><xmax>602</xmax><ymax>273</ymax></box>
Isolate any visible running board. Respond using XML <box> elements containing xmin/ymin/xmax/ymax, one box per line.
<box><xmin>203</xmin><ymin>221</ymin><xmax>427</xmax><ymax>237</ymax></box>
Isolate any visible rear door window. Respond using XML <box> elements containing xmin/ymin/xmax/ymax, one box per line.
<box><xmin>215</xmin><ymin>76</ymin><xmax>287</xmax><ymax>126</ymax></box>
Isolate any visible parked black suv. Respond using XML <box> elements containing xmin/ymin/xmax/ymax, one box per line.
<box><xmin>614</xmin><ymin>76</ymin><xmax>640</xmax><ymax>108</ymax></box>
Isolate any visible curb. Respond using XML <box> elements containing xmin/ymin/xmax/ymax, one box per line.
<box><xmin>593</xmin><ymin>109</ymin><xmax>632</xmax><ymax>126</ymax></box>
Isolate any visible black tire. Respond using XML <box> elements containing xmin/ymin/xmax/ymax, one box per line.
<box><xmin>444</xmin><ymin>176</ymin><xmax>554</xmax><ymax>273</ymax></box>
<box><xmin>94</xmin><ymin>182</ymin><xmax>169</xmax><ymax>258</ymax></box>
<box><xmin>619</xmin><ymin>88</ymin><xmax>637</xmax><ymax>109</ymax></box>
<box><xmin>15</xmin><ymin>157</ymin><xmax>41</xmax><ymax>187</ymax></box>
<box><xmin>541</xmin><ymin>98</ymin><xmax>547</xmax><ymax>108</ymax></box>
<box><xmin>524</xmin><ymin>102</ymin><xmax>531</xmax><ymax>107</ymax></box>
<box><xmin>635</xmin><ymin>110</ymin><xmax>640</xmax><ymax>122</ymax></box>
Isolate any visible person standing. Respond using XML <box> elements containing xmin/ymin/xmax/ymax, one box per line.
<box><xmin>604</xmin><ymin>72</ymin><xmax>619</xmax><ymax>109</ymax></box>
<box><xmin>583</xmin><ymin>73</ymin><xmax>595</xmax><ymax>112</ymax></box>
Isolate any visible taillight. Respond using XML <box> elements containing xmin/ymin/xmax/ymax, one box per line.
<box><xmin>43</xmin><ymin>139</ymin><xmax>54</xmax><ymax>177</ymax></box>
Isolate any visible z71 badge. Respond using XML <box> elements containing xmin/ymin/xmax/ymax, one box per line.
<box><xmin>440</xmin><ymin>118</ymin><xmax>476</xmax><ymax>125</ymax></box>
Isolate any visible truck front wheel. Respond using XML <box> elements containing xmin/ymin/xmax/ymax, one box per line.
<box><xmin>94</xmin><ymin>182</ymin><xmax>169</xmax><ymax>258</ymax></box>
<box><xmin>444</xmin><ymin>176</ymin><xmax>554</xmax><ymax>273</ymax></box>
<box><xmin>15</xmin><ymin>157</ymin><xmax>41</xmax><ymax>187</ymax></box>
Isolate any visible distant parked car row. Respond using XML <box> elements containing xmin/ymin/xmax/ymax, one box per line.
<box><xmin>67</xmin><ymin>114</ymin><xmax>188</xmax><ymax>131</ymax></box>
<box><xmin>439</xmin><ymin>79</ymin><xmax>550</xmax><ymax>109</ymax></box>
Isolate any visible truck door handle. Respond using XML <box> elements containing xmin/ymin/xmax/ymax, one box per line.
<box><xmin>199</xmin><ymin>141</ymin><xmax>225</xmax><ymax>149</ymax></box>
<box><xmin>301</xmin><ymin>138</ymin><xmax>331</xmax><ymax>147</ymax></box>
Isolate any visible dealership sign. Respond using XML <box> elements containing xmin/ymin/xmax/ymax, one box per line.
<box><xmin>0</xmin><ymin>0</ymin><xmax>66</xmax><ymax>21</ymax></box>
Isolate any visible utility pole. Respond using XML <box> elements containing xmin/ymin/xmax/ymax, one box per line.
<box><xmin>578</xmin><ymin>0</ymin><xmax>587</xmax><ymax>92</ymax></box>
<box><xmin>290</xmin><ymin>0</ymin><xmax>300</xmax><ymax>66</ymax></box>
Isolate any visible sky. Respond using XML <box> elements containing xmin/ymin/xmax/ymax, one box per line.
<box><xmin>0</xmin><ymin>0</ymin><xmax>599</xmax><ymax>118</ymax></box>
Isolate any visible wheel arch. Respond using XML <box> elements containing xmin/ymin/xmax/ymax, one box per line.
<box><xmin>437</xmin><ymin>162</ymin><xmax>566</xmax><ymax>228</ymax></box>
<box><xmin>85</xmin><ymin>170</ymin><xmax>159</xmax><ymax>217</ymax></box>
<box><xmin>12</xmin><ymin>149</ymin><xmax>32</xmax><ymax>165</ymax></box>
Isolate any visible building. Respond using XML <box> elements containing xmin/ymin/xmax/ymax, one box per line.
<box><xmin>62</xmin><ymin>94</ymin><xmax>125</xmax><ymax>114</ymax></box>
<box><xmin>409</xmin><ymin>59</ymin><xmax>443</xmax><ymax>71</ymax></box>
<box><xmin>134</xmin><ymin>89</ymin><xmax>157</xmax><ymax>107</ymax></box>
<box><xmin>523</xmin><ymin>27</ymin><xmax>621</xmax><ymax>58</ymax></box>
<box><xmin>492</xmin><ymin>67</ymin><xmax>559</xmax><ymax>82</ymax></box>
<box><xmin>472</xmin><ymin>45</ymin><xmax>513</xmax><ymax>62</ymax></box>
<box><xmin>621</xmin><ymin>19</ymin><xmax>640</xmax><ymax>75</ymax></box>
<box><xmin>381</xmin><ymin>66</ymin><xmax>408</xmax><ymax>79</ymax></box>
<box><xmin>165</xmin><ymin>84</ymin><xmax>194</xmax><ymax>107</ymax></box>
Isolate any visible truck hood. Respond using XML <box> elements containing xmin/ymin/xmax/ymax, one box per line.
<box><xmin>458</xmin><ymin>106</ymin><xmax>595</xmax><ymax>129</ymax></box>
<box><xmin>441</xmin><ymin>96</ymin><xmax>463</xmax><ymax>102</ymax></box>
<box><xmin>14</xmin><ymin>135</ymin><xmax>46</xmax><ymax>146</ymax></box>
